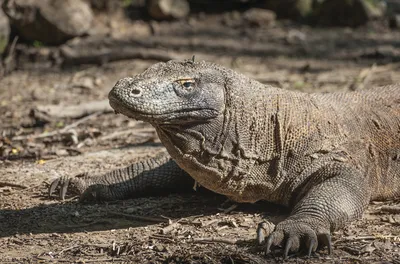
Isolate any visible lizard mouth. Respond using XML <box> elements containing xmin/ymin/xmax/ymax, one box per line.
<box><xmin>109</xmin><ymin>97</ymin><xmax>218</xmax><ymax>124</ymax></box>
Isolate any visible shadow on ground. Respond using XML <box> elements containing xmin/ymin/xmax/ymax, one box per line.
<box><xmin>0</xmin><ymin>191</ymin><xmax>288</xmax><ymax>238</ymax></box>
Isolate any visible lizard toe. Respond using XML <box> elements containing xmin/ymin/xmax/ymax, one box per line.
<box><xmin>264</xmin><ymin>229</ymin><xmax>284</xmax><ymax>254</ymax></box>
<box><xmin>48</xmin><ymin>177</ymin><xmax>60</xmax><ymax>197</ymax></box>
<box><xmin>48</xmin><ymin>174</ymin><xmax>86</xmax><ymax>200</ymax></box>
<box><xmin>59</xmin><ymin>177</ymin><xmax>71</xmax><ymax>200</ymax></box>
<box><xmin>256</xmin><ymin>221</ymin><xmax>275</xmax><ymax>244</ymax></box>
<box><xmin>283</xmin><ymin>236</ymin><xmax>300</xmax><ymax>259</ymax></box>
<box><xmin>48</xmin><ymin>176</ymin><xmax>70</xmax><ymax>200</ymax></box>
<box><xmin>307</xmin><ymin>236</ymin><xmax>318</xmax><ymax>257</ymax></box>
<box><xmin>261</xmin><ymin>220</ymin><xmax>322</xmax><ymax>258</ymax></box>
<box><xmin>318</xmin><ymin>231</ymin><xmax>333</xmax><ymax>254</ymax></box>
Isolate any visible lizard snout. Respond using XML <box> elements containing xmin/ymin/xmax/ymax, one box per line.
<box><xmin>109</xmin><ymin>77</ymin><xmax>140</xmax><ymax>101</ymax></box>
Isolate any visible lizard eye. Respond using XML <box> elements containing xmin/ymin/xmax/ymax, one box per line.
<box><xmin>177</xmin><ymin>79</ymin><xmax>196</xmax><ymax>89</ymax></box>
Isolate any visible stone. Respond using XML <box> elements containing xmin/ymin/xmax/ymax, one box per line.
<box><xmin>84</xmin><ymin>0</ymin><xmax>121</xmax><ymax>12</ymax></box>
<box><xmin>0</xmin><ymin>2</ymin><xmax>10</xmax><ymax>54</ymax></box>
<box><xmin>2</xmin><ymin>0</ymin><xmax>93</xmax><ymax>45</ymax></box>
<box><xmin>263</xmin><ymin>0</ymin><xmax>313</xmax><ymax>19</ymax></box>
<box><xmin>385</xmin><ymin>0</ymin><xmax>400</xmax><ymax>16</ymax></box>
<box><xmin>314</xmin><ymin>0</ymin><xmax>385</xmax><ymax>27</ymax></box>
<box><xmin>243</xmin><ymin>8</ymin><xmax>276</xmax><ymax>27</ymax></box>
<box><xmin>147</xmin><ymin>0</ymin><xmax>190</xmax><ymax>20</ymax></box>
<box><xmin>389</xmin><ymin>14</ymin><xmax>400</xmax><ymax>29</ymax></box>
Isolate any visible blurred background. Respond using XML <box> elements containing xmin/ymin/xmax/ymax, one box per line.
<box><xmin>2</xmin><ymin>0</ymin><xmax>400</xmax><ymax>85</ymax></box>
<box><xmin>0</xmin><ymin>1</ymin><xmax>400</xmax><ymax>263</ymax></box>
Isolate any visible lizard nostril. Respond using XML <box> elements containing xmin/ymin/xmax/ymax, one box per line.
<box><xmin>130</xmin><ymin>88</ymin><xmax>142</xmax><ymax>97</ymax></box>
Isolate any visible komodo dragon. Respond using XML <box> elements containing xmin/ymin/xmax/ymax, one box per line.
<box><xmin>49</xmin><ymin>59</ymin><xmax>400</xmax><ymax>258</ymax></box>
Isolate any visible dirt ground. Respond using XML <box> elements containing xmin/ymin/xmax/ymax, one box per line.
<box><xmin>1</xmin><ymin>13</ymin><xmax>400</xmax><ymax>263</ymax></box>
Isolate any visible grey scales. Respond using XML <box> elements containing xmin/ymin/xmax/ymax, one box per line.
<box><xmin>49</xmin><ymin>59</ymin><xmax>400</xmax><ymax>258</ymax></box>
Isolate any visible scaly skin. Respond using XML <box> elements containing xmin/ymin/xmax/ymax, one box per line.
<box><xmin>50</xmin><ymin>60</ymin><xmax>400</xmax><ymax>258</ymax></box>
<box><xmin>49</xmin><ymin>152</ymin><xmax>193</xmax><ymax>201</ymax></box>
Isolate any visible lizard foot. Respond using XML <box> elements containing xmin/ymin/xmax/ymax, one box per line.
<box><xmin>257</xmin><ymin>219</ymin><xmax>332</xmax><ymax>259</ymax></box>
<box><xmin>48</xmin><ymin>173</ymin><xmax>86</xmax><ymax>200</ymax></box>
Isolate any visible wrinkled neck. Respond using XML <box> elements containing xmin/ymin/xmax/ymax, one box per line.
<box><xmin>155</xmin><ymin>84</ymin><xmax>292</xmax><ymax>166</ymax></box>
<box><xmin>155</xmin><ymin>116</ymin><xmax>226</xmax><ymax>162</ymax></box>
<box><xmin>223</xmin><ymin>81</ymin><xmax>291</xmax><ymax>162</ymax></box>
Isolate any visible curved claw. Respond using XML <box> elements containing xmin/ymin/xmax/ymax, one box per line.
<box><xmin>260</xmin><ymin>220</ymin><xmax>330</xmax><ymax>258</ymax></box>
<box><xmin>48</xmin><ymin>178</ymin><xmax>60</xmax><ymax>198</ymax></box>
<box><xmin>60</xmin><ymin>178</ymin><xmax>71</xmax><ymax>200</ymax></box>
<box><xmin>257</xmin><ymin>221</ymin><xmax>275</xmax><ymax>245</ymax></box>
<box><xmin>307</xmin><ymin>238</ymin><xmax>317</xmax><ymax>257</ymax></box>
<box><xmin>265</xmin><ymin>233</ymin><xmax>274</xmax><ymax>254</ymax></box>
<box><xmin>283</xmin><ymin>239</ymin><xmax>292</xmax><ymax>259</ymax></box>
<box><xmin>284</xmin><ymin>237</ymin><xmax>300</xmax><ymax>259</ymax></box>
<box><xmin>318</xmin><ymin>233</ymin><xmax>332</xmax><ymax>255</ymax></box>
<box><xmin>257</xmin><ymin>226</ymin><xmax>265</xmax><ymax>244</ymax></box>
<box><xmin>48</xmin><ymin>176</ymin><xmax>72</xmax><ymax>200</ymax></box>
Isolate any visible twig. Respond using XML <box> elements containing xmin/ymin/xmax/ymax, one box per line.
<box><xmin>37</xmin><ymin>257</ymin><xmax>123</xmax><ymax>263</ymax></box>
<box><xmin>83</xmin><ymin>243</ymin><xmax>110</xmax><ymax>248</ymax></box>
<box><xmin>61</xmin><ymin>45</ymin><xmax>180</xmax><ymax>65</ymax></box>
<box><xmin>32</xmin><ymin>99</ymin><xmax>112</xmax><ymax>120</ymax></box>
<box><xmin>221</xmin><ymin>204</ymin><xmax>238</xmax><ymax>214</ymax></box>
<box><xmin>78</xmin><ymin>258</ymin><xmax>124</xmax><ymax>263</ymax></box>
<box><xmin>191</xmin><ymin>237</ymin><xmax>237</xmax><ymax>245</ymax></box>
<box><xmin>0</xmin><ymin>181</ymin><xmax>28</xmax><ymax>189</ymax></box>
<box><xmin>108</xmin><ymin>211</ymin><xmax>169</xmax><ymax>223</ymax></box>
<box><xmin>0</xmin><ymin>153</ymin><xmax>37</xmax><ymax>161</ymax></box>
<box><xmin>1</xmin><ymin>36</ymin><xmax>19</xmax><ymax>76</ymax></box>
<box><xmin>338</xmin><ymin>246</ymin><xmax>362</xmax><ymax>256</ymax></box>
<box><xmin>55</xmin><ymin>245</ymin><xmax>79</xmax><ymax>256</ymax></box>
<box><xmin>80</xmin><ymin>250</ymin><xmax>106</xmax><ymax>257</ymax></box>
<box><xmin>337</xmin><ymin>235</ymin><xmax>377</xmax><ymax>242</ymax></box>
<box><xmin>175</xmin><ymin>214</ymin><xmax>204</xmax><ymax>225</ymax></box>
<box><xmin>61</xmin><ymin>112</ymin><xmax>102</xmax><ymax>132</ymax></box>
<box><xmin>217</xmin><ymin>225</ymin><xmax>229</xmax><ymax>231</ymax></box>
<box><xmin>99</xmin><ymin>129</ymin><xmax>134</xmax><ymax>141</ymax></box>
<box><xmin>202</xmin><ymin>219</ymin><xmax>219</xmax><ymax>227</ymax></box>
<box><xmin>66</xmin><ymin>220</ymin><xmax>115</xmax><ymax>228</ymax></box>
<box><xmin>380</xmin><ymin>205</ymin><xmax>400</xmax><ymax>214</ymax></box>
<box><xmin>7</xmin><ymin>36</ymin><xmax>18</xmax><ymax>59</ymax></box>
<box><xmin>349</xmin><ymin>64</ymin><xmax>376</xmax><ymax>91</ymax></box>
<box><xmin>99</xmin><ymin>127</ymin><xmax>155</xmax><ymax>141</ymax></box>
<box><xmin>150</xmin><ymin>234</ymin><xmax>175</xmax><ymax>243</ymax></box>
<box><xmin>36</xmin><ymin>256</ymin><xmax>70</xmax><ymax>262</ymax></box>
<box><xmin>161</xmin><ymin>222</ymin><xmax>181</xmax><ymax>234</ymax></box>
<box><xmin>336</xmin><ymin>234</ymin><xmax>400</xmax><ymax>243</ymax></box>
<box><xmin>12</xmin><ymin>112</ymin><xmax>101</xmax><ymax>141</ymax></box>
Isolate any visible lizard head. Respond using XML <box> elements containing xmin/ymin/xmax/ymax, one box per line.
<box><xmin>108</xmin><ymin>60</ymin><xmax>226</xmax><ymax>125</ymax></box>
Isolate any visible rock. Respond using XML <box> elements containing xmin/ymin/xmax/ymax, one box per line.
<box><xmin>243</xmin><ymin>8</ymin><xmax>276</xmax><ymax>27</ymax></box>
<box><xmin>389</xmin><ymin>14</ymin><xmax>400</xmax><ymax>29</ymax></box>
<box><xmin>263</xmin><ymin>0</ymin><xmax>313</xmax><ymax>19</ymax></box>
<box><xmin>385</xmin><ymin>0</ymin><xmax>400</xmax><ymax>16</ymax></box>
<box><xmin>124</xmin><ymin>207</ymin><xmax>136</xmax><ymax>214</ymax></box>
<box><xmin>286</xmin><ymin>29</ymin><xmax>307</xmax><ymax>44</ymax></box>
<box><xmin>314</xmin><ymin>0</ymin><xmax>385</xmax><ymax>27</ymax></box>
<box><xmin>222</xmin><ymin>11</ymin><xmax>242</xmax><ymax>28</ymax></box>
<box><xmin>84</xmin><ymin>0</ymin><xmax>121</xmax><ymax>12</ymax></box>
<box><xmin>153</xmin><ymin>244</ymin><xmax>165</xmax><ymax>252</ymax></box>
<box><xmin>386</xmin><ymin>0</ymin><xmax>400</xmax><ymax>28</ymax></box>
<box><xmin>295</xmin><ymin>0</ymin><xmax>314</xmax><ymax>18</ymax></box>
<box><xmin>2</xmin><ymin>0</ymin><xmax>93</xmax><ymax>45</ymax></box>
<box><xmin>147</xmin><ymin>0</ymin><xmax>190</xmax><ymax>20</ymax></box>
<box><xmin>0</xmin><ymin>2</ymin><xmax>10</xmax><ymax>54</ymax></box>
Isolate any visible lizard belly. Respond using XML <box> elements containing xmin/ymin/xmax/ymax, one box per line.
<box><xmin>175</xmin><ymin>154</ymin><xmax>272</xmax><ymax>203</ymax></box>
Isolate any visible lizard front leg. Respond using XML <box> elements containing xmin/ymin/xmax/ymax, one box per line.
<box><xmin>257</xmin><ymin>163</ymin><xmax>371</xmax><ymax>258</ymax></box>
<box><xmin>48</xmin><ymin>152</ymin><xmax>194</xmax><ymax>201</ymax></box>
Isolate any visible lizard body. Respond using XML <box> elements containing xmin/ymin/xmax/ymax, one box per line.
<box><xmin>50</xmin><ymin>60</ymin><xmax>400</xmax><ymax>257</ymax></box>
